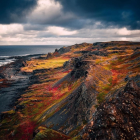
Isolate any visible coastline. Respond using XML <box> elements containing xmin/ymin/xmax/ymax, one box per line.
<box><xmin>0</xmin><ymin>53</ymin><xmax>46</xmax><ymax>67</ymax></box>
<box><xmin>0</xmin><ymin>54</ymin><xmax>44</xmax><ymax>113</ymax></box>
<box><xmin>0</xmin><ymin>41</ymin><xmax>140</xmax><ymax>139</ymax></box>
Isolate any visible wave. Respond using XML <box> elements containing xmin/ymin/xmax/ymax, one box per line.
<box><xmin>0</xmin><ymin>53</ymin><xmax>44</xmax><ymax>59</ymax></box>
<box><xmin>0</xmin><ymin>55</ymin><xmax>19</xmax><ymax>67</ymax></box>
<box><xmin>0</xmin><ymin>59</ymin><xmax>16</xmax><ymax>67</ymax></box>
<box><xmin>0</xmin><ymin>53</ymin><xmax>44</xmax><ymax>67</ymax></box>
<box><xmin>18</xmin><ymin>54</ymin><xmax>30</xmax><ymax>56</ymax></box>
<box><xmin>0</xmin><ymin>56</ymin><xmax>10</xmax><ymax>58</ymax></box>
<box><xmin>0</xmin><ymin>54</ymin><xmax>29</xmax><ymax>58</ymax></box>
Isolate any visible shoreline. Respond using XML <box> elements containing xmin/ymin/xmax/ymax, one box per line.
<box><xmin>0</xmin><ymin>53</ymin><xmax>45</xmax><ymax>67</ymax></box>
<box><xmin>0</xmin><ymin>41</ymin><xmax>140</xmax><ymax>139</ymax></box>
<box><xmin>0</xmin><ymin>53</ymin><xmax>44</xmax><ymax>114</ymax></box>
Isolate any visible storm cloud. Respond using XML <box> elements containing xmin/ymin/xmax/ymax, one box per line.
<box><xmin>55</xmin><ymin>0</ymin><xmax>140</xmax><ymax>29</ymax></box>
<box><xmin>0</xmin><ymin>0</ymin><xmax>38</xmax><ymax>23</ymax></box>
<box><xmin>0</xmin><ymin>0</ymin><xmax>140</xmax><ymax>45</ymax></box>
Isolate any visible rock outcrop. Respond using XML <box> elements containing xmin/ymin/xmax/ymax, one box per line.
<box><xmin>46</xmin><ymin>52</ymin><xmax>53</xmax><ymax>59</ymax></box>
<box><xmin>82</xmin><ymin>79</ymin><xmax>140</xmax><ymax>140</ymax></box>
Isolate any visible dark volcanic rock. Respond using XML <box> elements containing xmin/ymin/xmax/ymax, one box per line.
<box><xmin>132</xmin><ymin>75</ymin><xmax>140</xmax><ymax>87</ymax></box>
<box><xmin>71</xmin><ymin>69</ymin><xmax>88</xmax><ymax>78</ymax></box>
<box><xmin>125</xmin><ymin>75</ymin><xmax>129</xmax><ymax>82</ymax></box>
<box><xmin>91</xmin><ymin>50</ymin><xmax>108</xmax><ymax>56</ymax></box>
<box><xmin>70</xmin><ymin>58</ymin><xmax>89</xmax><ymax>78</ymax></box>
<box><xmin>55</xmin><ymin>49</ymin><xmax>58</xmax><ymax>52</ymax></box>
<box><xmin>131</xmin><ymin>50</ymin><xmax>140</xmax><ymax>58</ymax></box>
<box><xmin>46</xmin><ymin>52</ymin><xmax>53</xmax><ymax>59</ymax></box>
<box><xmin>63</xmin><ymin>61</ymin><xmax>70</xmax><ymax>69</ymax></box>
<box><xmin>74</xmin><ymin>51</ymin><xmax>90</xmax><ymax>54</ymax></box>
<box><xmin>58</xmin><ymin>46</ymin><xmax>71</xmax><ymax>54</ymax></box>
<box><xmin>93</xmin><ymin>41</ymin><xmax>140</xmax><ymax>48</ymax></box>
<box><xmin>0</xmin><ymin>74</ymin><xmax>4</xmax><ymax>79</ymax></box>
<box><xmin>72</xmin><ymin>58</ymin><xmax>87</xmax><ymax>68</ymax></box>
<box><xmin>82</xmin><ymin>80</ymin><xmax>140</xmax><ymax>140</ymax></box>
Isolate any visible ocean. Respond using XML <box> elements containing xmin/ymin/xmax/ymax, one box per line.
<box><xmin>0</xmin><ymin>45</ymin><xmax>64</xmax><ymax>66</ymax></box>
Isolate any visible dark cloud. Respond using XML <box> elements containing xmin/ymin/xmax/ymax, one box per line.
<box><xmin>55</xmin><ymin>0</ymin><xmax>140</xmax><ymax>29</ymax></box>
<box><xmin>45</xmin><ymin>18</ymin><xmax>94</xmax><ymax>30</ymax></box>
<box><xmin>0</xmin><ymin>0</ymin><xmax>38</xmax><ymax>24</ymax></box>
<box><xmin>23</xmin><ymin>24</ymin><xmax>46</xmax><ymax>31</ymax></box>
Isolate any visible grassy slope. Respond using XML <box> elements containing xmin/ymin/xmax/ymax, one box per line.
<box><xmin>0</xmin><ymin>42</ymin><xmax>140</xmax><ymax>140</ymax></box>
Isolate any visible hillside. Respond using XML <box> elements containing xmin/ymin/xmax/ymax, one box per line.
<box><xmin>0</xmin><ymin>41</ymin><xmax>140</xmax><ymax>140</ymax></box>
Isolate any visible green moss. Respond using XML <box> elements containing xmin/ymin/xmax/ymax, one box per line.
<box><xmin>69</xmin><ymin>135</ymin><xmax>81</xmax><ymax>140</ymax></box>
<box><xmin>38</xmin><ymin>103</ymin><xmax>44</xmax><ymax>108</ymax></box>
<box><xmin>34</xmin><ymin>127</ymin><xmax>70</xmax><ymax>140</ymax></box>
<box><xmin>97</xmin><ymin>92</ymin><xmax>106</xmax><ymax>104</ymax></box>
<box><xmin>117</xmin><ymin>57</ymin><xmax>124</xmax><ymax>62</ymax></box>
<box><xmin>108</xmin><ymin>77</ymin><xmax>112</xmax><ymax>83</ymax></box>
<box><xmin>6</xmin><ymin>110</ymin><xmax>15</xmax><ymax>114</ymax></box>
<box><xmin>19</xmin><ymin>99</ymin><xmax>30</xmax><ymax>105</ymax></box>
<box><xmin>95</xmin><ymin>60</ymin><xmax>103</xmax><ymax>64</ymax></box>
<box><xmin>69</xmin><ymin>125</ymin><xmax>83</xmax><ymax>137</ymax></box>
<box><xmin>102</xmin><ymin>84</ymin><xmax>111</xmax><ymax>91</ymax></box>
<box><xmin>101</xmin><ymin>77</ymin><xmax>113</xmax><ymax>92</ymax></box>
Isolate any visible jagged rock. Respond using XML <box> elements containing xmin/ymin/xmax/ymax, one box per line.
<box><xmin>0</xmin><ymin>74</ymin><xmax>4</xmax><ymax>79</ymax></box>
<box><xmin>71</xmin><ymin>69</ymin><xmax>88</xmax><ymax>78</ymax></box>
<box><xmin>132</xmin><ymin>75</ymin><xmax>140</xmax><ymax>87</ymax></box>
<box><xmin>125</xmin><ymin>75</ymin><xmax>129</xmax><ymax>82</ymax></box>
<box><xmin>58</xmin><ymin>46</ymin><xmax>71</xmax><ymax>54</ymax></box>
<box><xmin>131</xmin><ymin>50</ymin><xmax>140</xmax><ymax>58</ymax></box>
<box><xmin>124</xmin><ymin>80</ymin><xmax>139</xmax><ymax>93</ymax></box>
<box><xmin>67</xmin><ymin>83</ymin><xmax>95</xmax><ymax>128</ymax></box>
<box><xmin>82</xmin><ymin>80</ymin><xmax>140</xmax><ymax>140</ymax></box>
<box><xmin>69</xmin><ymin>57</ymin><xmax>89</xmax><ymax>78</ymax></box>
<box><xmin>91</xmin><ymin>50</ymin><xmax>108</xmax><ymax>56</ymax></box>
<box><xmin>74</xmin><ymin>51</ymin><xmax>90</xmax><ymax>54</ymax></box>
<box><xmin>55</xmin><ymin>49</ymin><xmax>58</xmax><ymax>52</ymax></box>
<box><xmin>72</xmin><ymin>58</ymin><xmax>87</xmax><ymax>68</ymax></box>
<box><xmin>46</xmin><ymin>52</ymin><xmax>53</xmax><ymax>59</ymax></box>
<box><xmin>63</xmin><ymin>61</ymin><xmax>70</xmax><ymax>69</ymax></box>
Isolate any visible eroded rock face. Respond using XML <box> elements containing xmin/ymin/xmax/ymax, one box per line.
<box><xmin>71</xmin><ymin>69</ymin><xmax>88</xmax><ymax>79</ymax></box>
<box><xmin>46</xmin><ymin>53</ymin><xmax>53</xmax><ymax>59</ymax></box>
<box><xmin>58</xmin><ymin>82</ymin><xmax>97</xmax><ymax>135</ymax></box>
<box><xmin>58</xmin><ymin>46</ymin><xmax>71</xmax><ymax>54</ymax></box>
<box><xmin>82</xmin><ymin>80</ymin><xmax>140</xmax><ymax>140</ymax></box>
<box><xmin>68</xmin><ymin>83</ymin><xmax>95</xmax><ymax>124</ymax></box>
<box><xmin>63</xmin><ymin>61</ymin><xmax>70</xmax><ymax>69</ymax></box>
<box><xmin>70</xmin><ymin>58</ymin><xmax>89</xmax><ymax>78</ymax></box>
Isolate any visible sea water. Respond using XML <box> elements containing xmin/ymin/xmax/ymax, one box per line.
<box><xmin>0</xmin><ymin>45</ymin><xmax>64</xmax><ymax>66</ymax></box>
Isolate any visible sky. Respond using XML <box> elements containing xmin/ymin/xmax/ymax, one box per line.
<box><xmin>0</xmin><ymin>0</ymin><xmax>140</xmax><ymax>45</ymax></box>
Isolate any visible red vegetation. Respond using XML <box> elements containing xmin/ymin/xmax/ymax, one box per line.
<box><xmin>15</xmin><ymin>120</ymin><xmax>36</xmax><ymax>140</ymax></box>
<box><xmin>111</xmin><ymin>70</ymin><xmax>119</xmax><ymax>85</ymax></box>
<box><xmin>53</xmin><ymin>52</ymin><xmax>60</xmax><ymax>56</ymax></box>
<box><xmin>111</xmin><ymin>67</ymin><xmax>128</xmax><ymax>86</ymax></box>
